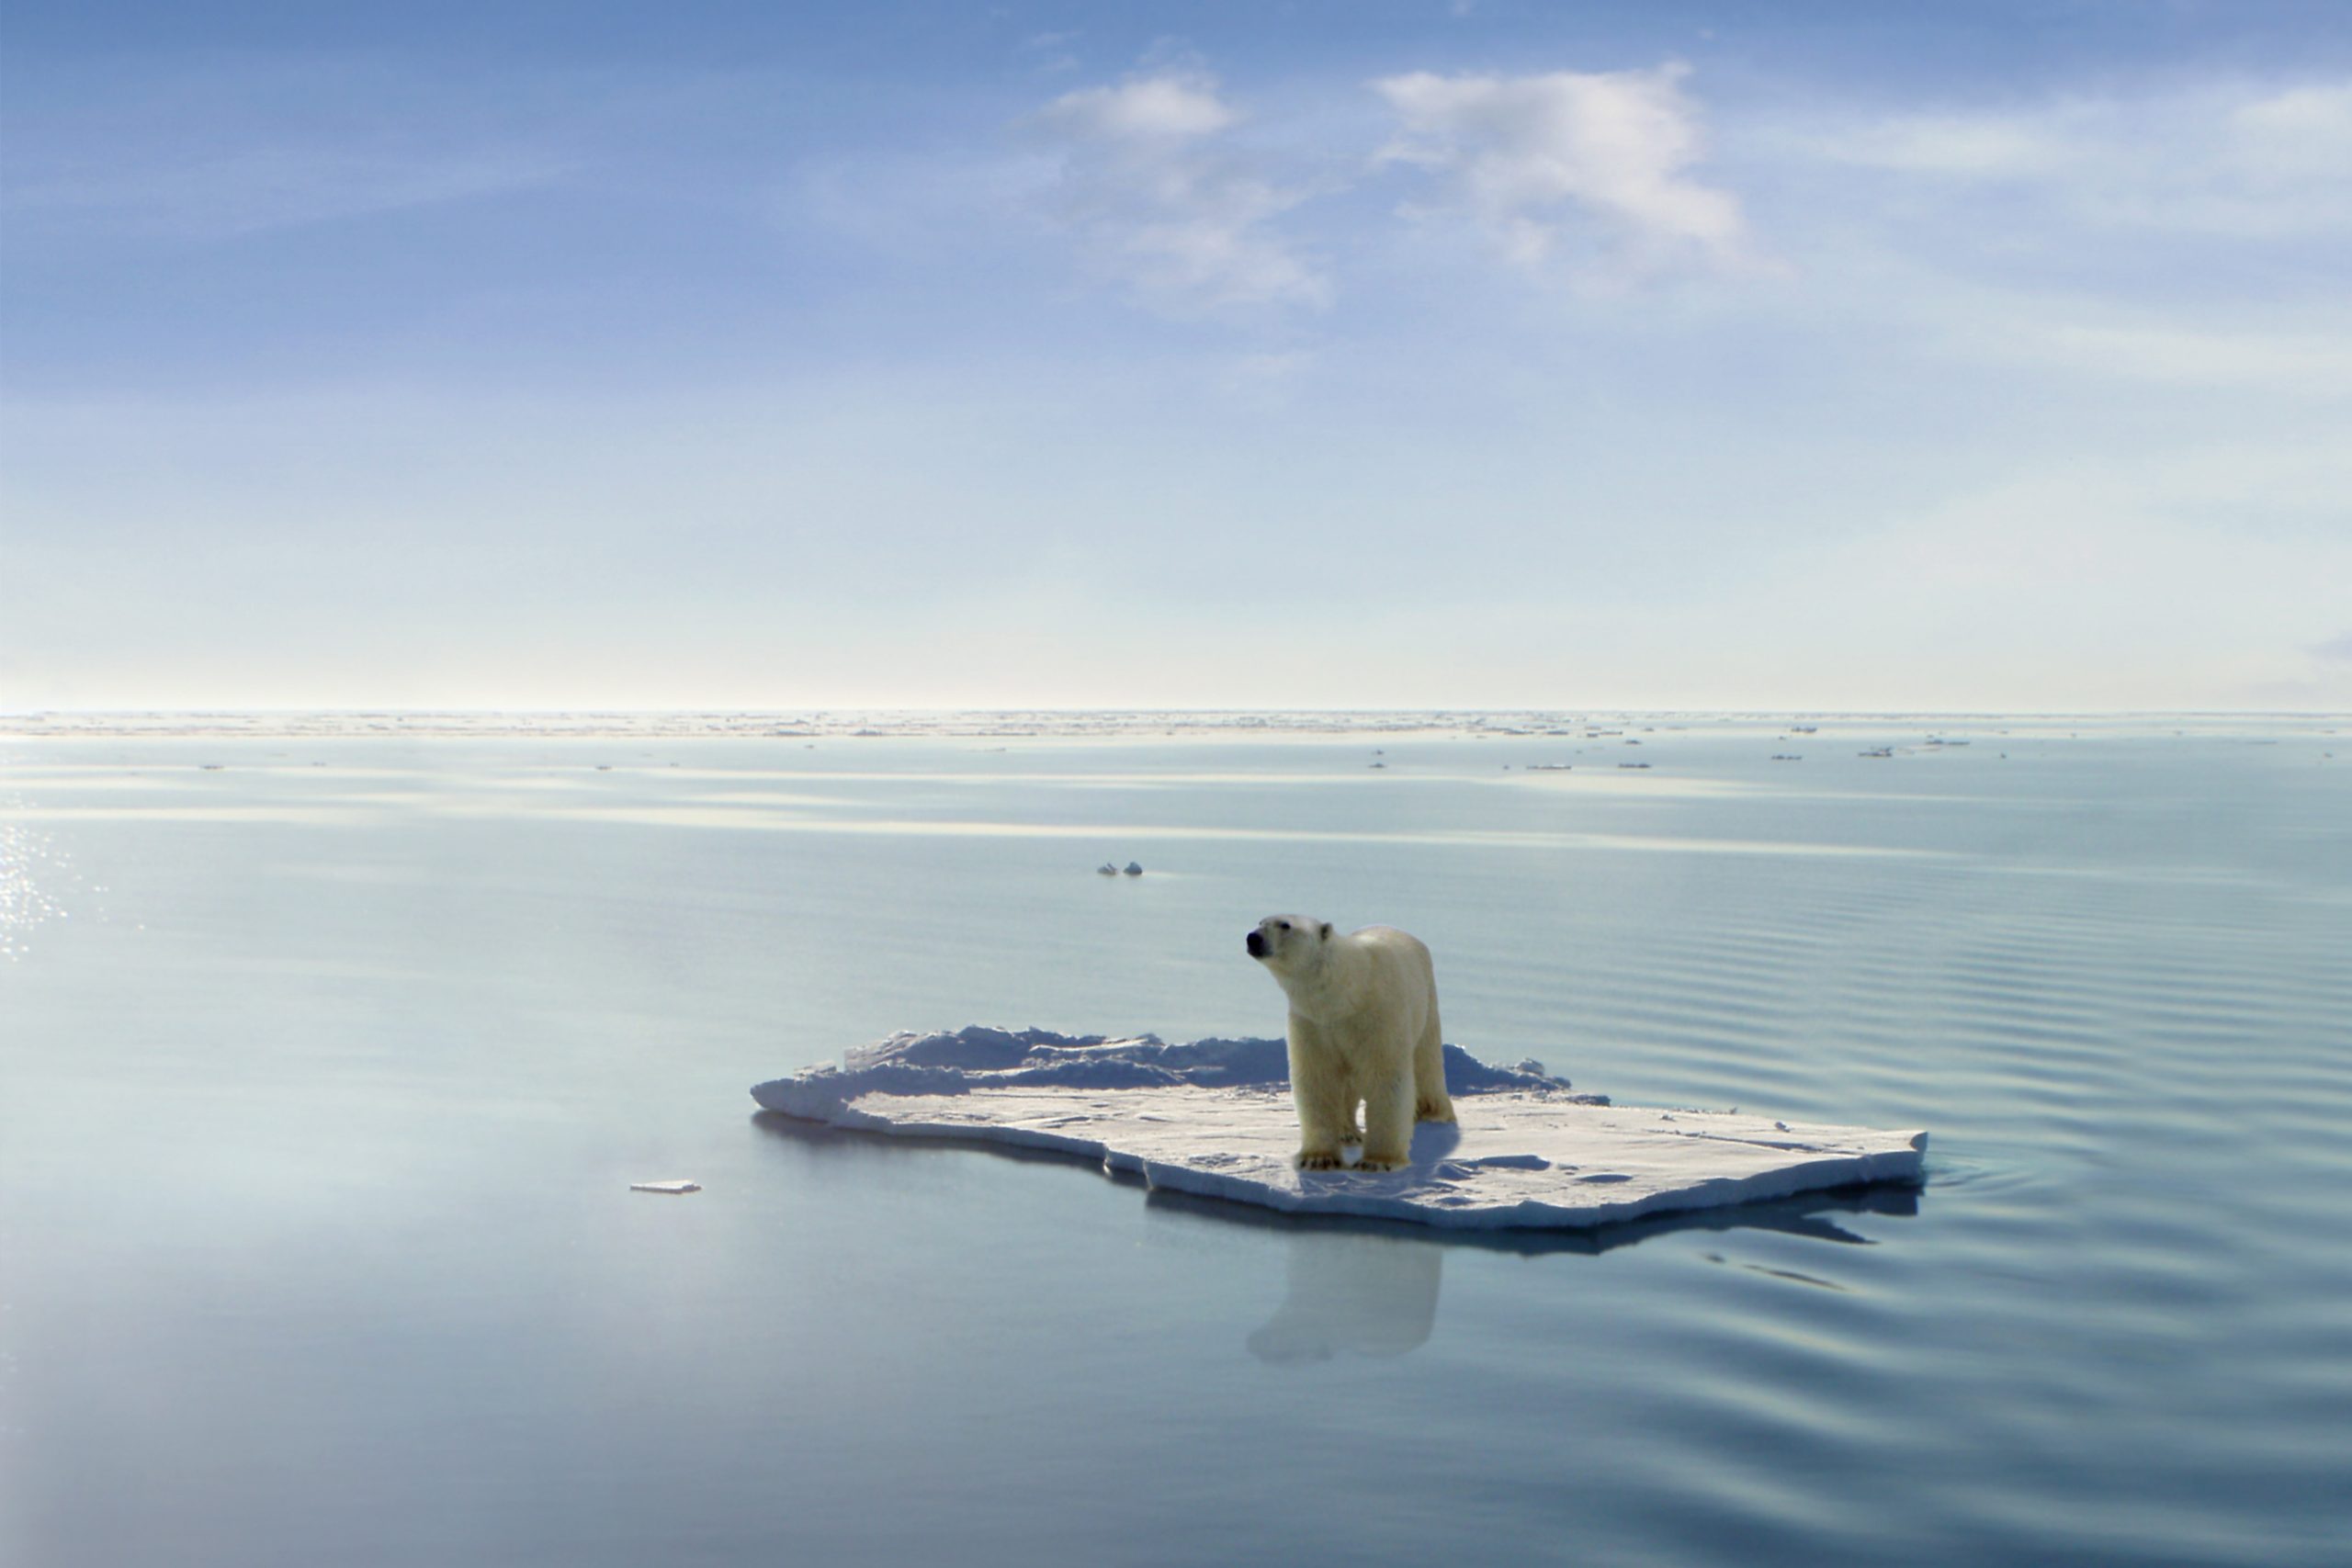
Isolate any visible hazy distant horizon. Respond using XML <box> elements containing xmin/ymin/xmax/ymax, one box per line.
<box><xmin>4</xmin><ymin>705</ymin><xmax>2342</xmax><ymax>739</ymax></box>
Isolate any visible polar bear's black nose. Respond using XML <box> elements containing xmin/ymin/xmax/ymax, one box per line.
<box><xmin>1245</xmin><ymin>929</ymin><xmax>1267</xmax><ymax>958</ymax></box>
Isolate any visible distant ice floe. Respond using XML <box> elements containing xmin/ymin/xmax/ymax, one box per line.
<box><xmin>6</xmin><ymin>708</ymin><xmax>2323</xmax><ymax>747</ymax></box>
<box><xmin>752</xmin><ymin>1028</ymin><xmax>1926</xmax><ymax>1232</ymax></box>
<box><xmin>4</xmin><ymin>709</ymin><xmax>1623</xmax><ymax>740</ymax></box>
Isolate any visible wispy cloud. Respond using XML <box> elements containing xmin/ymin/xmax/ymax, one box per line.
<box><xmin>3</xmin><ymin>146</ymin><xmax>565</xmax><ymax>239</ymax></box>
<box><xmin>1743</xmin><ymin>74</ymin><xmax>2352</xmax><ymax>399</ymax></box>
<box><xmin>0</xmin><ymin>55</ymin><xmax>585</xmax><ymax>241</ymax></box>
<box><xmin>1015</xmin><ymin>30</ymin><xmax>1082</xmax><ymax>75</ymax></box>
<box><xmin>1371</xmin><ymin>63</ymin><xmax>1756</xmax><ymax>278</ymax></box>
<box><xmin>1027</xmin><ymin>67</ymin><xmax>1329</xmax><ymax>313</ymax></box>
<box><xmin>2015</xmin><ymin>319</ymin><xmax>2352</xmax><ymax>391</ymax></box>
<box><xmin>1805</xmin><ymin>76</ymin><xmax>2352</xmax><ymax>238</ymax></box>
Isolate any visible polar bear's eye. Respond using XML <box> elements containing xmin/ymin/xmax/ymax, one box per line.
<box><xmin>1276</xmin><ymin>920</ymin><xmax>1291</xmax><ymax>931</ymax></box>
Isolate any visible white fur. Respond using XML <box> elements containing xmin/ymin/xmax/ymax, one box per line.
<box><xmin>1247</xmin><ymin>915</ymin><xmax>1456</xmax><ymax>1171</ymax></box>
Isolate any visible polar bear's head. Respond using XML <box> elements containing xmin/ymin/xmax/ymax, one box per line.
<box><xmin>1245</xmin><ymin>914</ymin><xmax>1334</xmax><ymax>976</ymax></box>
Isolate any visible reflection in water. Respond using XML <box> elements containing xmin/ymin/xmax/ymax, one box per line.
<box><xmin>1248</xmin><ymin>1234</ymin><xmax>1443</xmax><ymax>1364</ymax></box>
<box><xmin>1144</xmin><ymin>1179</ymin><xmax>1919</xmax><ymax>1259</ymax></box>
<box><xmin>749</xmin><ymin>1113</ymin><xmax>1923</xmax><ymax>1365</ymax></box>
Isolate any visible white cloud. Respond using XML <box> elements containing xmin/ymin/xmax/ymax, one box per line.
<box><xmin>1028</xmin><ymin>69</ymin><xmax>1329</xmax><ymax>312</ymax></box>
<box><xmin>1027</xmin><ymin>58</ymin><xmax>1761</xmax><ymax>310</ymax></box>
<box><xmin>1371</xmin><ymin>62</ymin><xmax>1755</xmax><ymax>277</ymax></box>
<box><xmin>1040</xmin><ymin>73</ymin><xmax>1238</xmax><ymax>141</ymax></box>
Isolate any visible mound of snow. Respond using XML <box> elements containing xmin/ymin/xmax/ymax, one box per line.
<box><xmin>829</xmin><ymin>1026</ymin><xmax>1581</xmax><ymax>1095</ymax></box>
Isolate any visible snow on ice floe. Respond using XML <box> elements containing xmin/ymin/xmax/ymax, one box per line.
<box><xmin>751</xmin><ymin>1028</ymin><xmax>1926</xmax><ymax>1232</ymax></box>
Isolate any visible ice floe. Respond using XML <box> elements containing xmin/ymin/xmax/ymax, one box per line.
<box><xmin>752</xmin><ymin>1027</ymin><xmax>1926</xmax><ymax>1232</ymax></box>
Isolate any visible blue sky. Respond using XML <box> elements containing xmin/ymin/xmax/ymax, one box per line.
<box><xmin>4</xmin><ymin>1</ymin><xmax>2348</xmax><ymax>710</ymax></box>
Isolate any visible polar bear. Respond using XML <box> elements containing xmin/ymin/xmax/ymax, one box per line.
<box><xmin>1245</xmin><ymin>915</ymin><xmax>1455</xmax><ymax>1171</ymax></box>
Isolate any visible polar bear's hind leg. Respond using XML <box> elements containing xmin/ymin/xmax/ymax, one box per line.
<box><xmin>1413</xmin><ymin>1003</ymin><xmax>1455</xmax><ymax>1124</ymax></box>
<box><xmin>1357</xmin><ymin>1054</ymin><xmax>1417</xmax><ymax>1170</ymax></box>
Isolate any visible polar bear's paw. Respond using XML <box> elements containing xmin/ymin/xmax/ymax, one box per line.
<box><xmin>1416</xmin><ymin>1098</ymin><xmax>1457</xmax><ymax>1124</ymax></box>
<box><xmin>1295</xmin><ymin>1149</ymin><xmax>1350</xmax><ymax>1170</ymax></box>
<box><xmin>1354</xmin><ymin>1151</ymin><xmax>1410</xmax><ymax>1172</ymax></box>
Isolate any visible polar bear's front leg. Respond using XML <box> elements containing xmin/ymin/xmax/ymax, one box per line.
<box><xmin>1357</xmin><ymin>1053</ymin><xmax>1418</xmax><ymax>1171</ymax></box>
<box><xmin>1286</xmin><ymin>1013</ymin><xmax>1358</xmax><ymax>1168</ymax></box>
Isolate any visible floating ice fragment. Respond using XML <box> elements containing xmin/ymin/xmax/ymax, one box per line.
<box><xmin>752</xmin><ymin>1028</ymin><xmax>1925</xmax><ymax>1233</ymax></box>
<box><xmin>629</xmin><ymin>1180</ymin><xmax>700</xmax><ymax>1194</ymax></box>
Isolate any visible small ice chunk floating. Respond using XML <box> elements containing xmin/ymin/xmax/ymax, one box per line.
<box><xmin>752</xmin><ymin>1028</ymin><xmax>1926</xmax><ymax>1232</ymax></box>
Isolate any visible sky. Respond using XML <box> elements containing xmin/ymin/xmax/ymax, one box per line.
<box><xmin>3</xmin><ymin>0</ymin><xmax>2348</xmax><ymax>712</ymax></box>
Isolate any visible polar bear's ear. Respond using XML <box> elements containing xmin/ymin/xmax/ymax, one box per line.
<box><xmin>1319</xmin><ymin>921</ymin><xmax>1332</xmax><ymax>941</ymax></box>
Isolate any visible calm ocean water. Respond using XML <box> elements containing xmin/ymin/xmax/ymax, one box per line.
<box><xmin>4</xmin><ymin>716</ymin><xmax>2346</xmax><ymax>1567</ymax></box>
